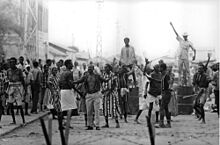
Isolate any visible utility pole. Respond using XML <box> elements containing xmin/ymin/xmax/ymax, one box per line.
<box><xmin>21</xmin><ymin>0</ymin><xmax>38</xmax><ymax>59</ymax></box>
<box><xmin>96</xmin><ymin>0</ymin><xmax>104</xmax><ymax>62</ymax></box>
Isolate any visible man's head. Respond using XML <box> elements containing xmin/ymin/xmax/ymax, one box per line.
<box><xmin>43</xmin><ymin>64</ymin><xmax>49</xmax><ymax>72</ymax></box>
<box><xmin>59</xmin><ymin>59</ymin><xmax>64</xmax><ymax>66</ymax></box>
<box><xmin>198</xmin><ymin>63</ymin><xmax>205</xmax><ymax>74</ymax></box>
<box><xmin>124</xmin><ymin>37</ymin><xmax>130</xmax><ymax>47</ymax></box>
<box><xmin>182</xmin><ymin>32</ymin><xmax>188</xmax><ymax>41</ymax></box>
<box><xmin>9</xmin><ymin>57</ymin><xmax>17</xmax><ymax>69</ymax></box>
<box><xmin>33</xmin><ymin>61</ymin><xmax>39</xmax><ymax>68</ymax></box>
<box><xmin>46</xmin><ymin>59</ymin><xmax>52</xmax><ymax>67</ymax></box>
<box><xmin>64</xmin><ymin>59</ymin><xmax>73</xmax><ymax>70</ymax></box>
<box><xmin>25</xmin><ymin>65</ymin><xmax>31</xmax><ymax>72</ymax></box>
<box><xmin>105</xmin><ymin>64</ymin><xmax>112</xmax><ymax>73</ymax></box>
<box><xmin>51</xmin><ymin>67</ymin><xmax>58</xmax><ymax>76</ymax></box>
<box><xmin>158</xmin><ymin>59</ymin><xmax>164</xmax><ymax>65</ymax></box>
<box><xmin>88</xmin><ymin>65</ymin><xmax>94</xmax><ymax>74</ymax></box>
<box><xmin>96</xmin><ymin>63</ymin><xmax>99</xmax><ymax>67</ymax></box>
<box><xmin>211</xmin><ymin>63</ymin><xmax>219</xmax><ymax>72</ymax></box>
<box><xmin>167</xmin><ymin>65</ymin><xmax>173</xmax><ymax>73</ymax></box>
<box><xmin>159</xmin><ymin>62</ymin><xmax>167</xmax><ymax>73</ymax></box>
<box><xmin>74</xmin><ymin>61</ymin><xmax>78</xmax><ymax>67</ymax></box>
<box><xmin>82</xmin><ymin>63</ymin><xmax>86</xmax><ymax>69</ymax></box>
<box><xmin>153</xmin><ymin>64</ymin><xmax>160</xmax><ymax>73</ymax></box>
<box><xmin>19</xmin><ymin>56</ymin><xmax>24</xmax><ymax>64</ymax></box>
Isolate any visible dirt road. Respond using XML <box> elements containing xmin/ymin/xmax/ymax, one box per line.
<box><xmin>0</xmin><ymin>112</ymin><xmax>218</xmax><ymax>145</ymax></box>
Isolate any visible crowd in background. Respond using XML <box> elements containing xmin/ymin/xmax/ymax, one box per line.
<box><xmin>0</xmin><ymin>55</ymin><xmax>219</xmax><ymax>130</ymax></box>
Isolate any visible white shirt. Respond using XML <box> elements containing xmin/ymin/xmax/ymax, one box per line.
<box><xmin>176</xmin><ymin>36</ymin><xmax>193</xmax><ymax>60</ymax></box>
<box><xmin>120</xmin><ymin>45</ymin><xmax>136</xmax><ymax>65</ymax></box>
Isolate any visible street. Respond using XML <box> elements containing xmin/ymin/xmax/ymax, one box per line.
<box><xmin>0</xmin><ymin>111</ymin><xmax>218</xmax><ymax>145</ymax></box>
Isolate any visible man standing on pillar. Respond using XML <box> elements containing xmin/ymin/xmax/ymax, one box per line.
<box><xmin>170</xmin><ymin>22</ymin><xmax>196</xmax><ymax>86</ymax></box>
<box><xmin>120</xmin><ymin>37</ymin><xmax>137</xmax><ymax>86</ymax></box>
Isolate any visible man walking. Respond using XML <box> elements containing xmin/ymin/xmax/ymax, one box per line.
<box><xmin>159</xmin><ymin>63</ymin><xmax>172</xmax><ymax>128</ymax></box>
<box><xmin>31</xmin><ymin>61</ymin><xmax>42</xmax><ymax>114</ymax></box>
<box><xmin>193</xmin><ymin>63</ymin><xmax>211</xmax><ymax>123</ymax></box>
<box><xmin>7</xmin><ymin>57</ymin><xmax>26</xmax><ymax>124</ymax></box>
<box><xmin>73</xmin><ymin>65</ymin><xmax>108</xmax><ymax>130</ymax></box>
<box><xmin>211</xmin><ymin>63</ymin><xmax>219</xmax><ymax>117</ymax></box>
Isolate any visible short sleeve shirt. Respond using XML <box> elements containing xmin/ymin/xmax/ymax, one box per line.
<box><xmin>176</xmin><ymin>36</ymin><xmax>193</xmax><ymax>59</ymax></box>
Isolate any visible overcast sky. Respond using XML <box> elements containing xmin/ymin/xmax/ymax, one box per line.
<box><xmin>48</xmin><ymin>0</ymin><xmax>219</xmax><ymax>60</ymax></box>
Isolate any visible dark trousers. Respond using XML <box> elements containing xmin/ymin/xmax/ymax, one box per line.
<box><xmin>8</xmin><ymin>103</ymin><xmax>25</xmax><ymax>123</ymax></box>
<box><xmin>214</xmin><ymin>90</ymin><xmax>219</xmax><ymax>116</ymax></box>
<box><xmin>39</xmin><ymin>87</ymin><xmax>46</xmax><ymax>110</ymax></box>
<box><xmin>120</xmin><ymin>95</ymin><xmax>128</xmax><ymax>119</ymax></box>
<box><xmin>31</xmin><ymin>89</ymin><xmax>40</xmax><ymax>113</ymax></box>
<box><xmin>148</xmin><ymin>102</ymin><xmax>154</xmax><ymax>119</ymax></box>
<box><xmin>0</xmin><ymin>99</ymin><xmax>3</xmax><ymax>121</ymax></box>
<box><xmin>160</xmin><ymin>90</ymin><xmax>171</xmax><ymax>124</ymax></box>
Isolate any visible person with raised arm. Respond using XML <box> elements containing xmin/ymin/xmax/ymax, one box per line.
<box><xmin>170</xmin><ymin>22</ymin><xmax>196</xmax><ymax>86</ymax></box>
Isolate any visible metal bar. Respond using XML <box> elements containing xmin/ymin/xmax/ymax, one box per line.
<box><xmin>40</xmin><ymin>118</ymin><xmax>51</xmax><ymax>145</ymax></box>
<box><xmin>24</xmin><ymin>24</ymin><xmax>37</xmax><ymax>46</ymax></box>
<box><xmin>27</xmin><ymin>0</ymin><xmax>37</xmax><ymax>23</ymax></box>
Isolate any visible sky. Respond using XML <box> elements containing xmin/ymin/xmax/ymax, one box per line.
<box><xmin>48</xmin><ymin>0</ymin><xmax>219</xmax><ymax>61</ymax></box>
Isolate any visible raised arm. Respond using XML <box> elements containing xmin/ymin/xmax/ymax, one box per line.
<box><xmin>190</xmin><ymin>44</ymin><xmax>196</xmax><ymax>61</ymax></box>
<box><xmin>204</xmin><ymin>53</ymin><xmax>211</xmax><ymax>72</ymax></box>
<box><xmin>170</xmin><ymin>22</ymin><xmax>179</xmax><ymax>37</ymax></box>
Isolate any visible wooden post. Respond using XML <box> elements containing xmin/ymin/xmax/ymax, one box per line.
<box><xmin>146</xmin><ymin>116</ymin><xmax>155</xmax><ymax>145</ymax></box>
<box><xmin>48</xmin><ymin>114</ymin><xmax>53</xmax><ymax>144</ymax></box>
<box><xmin>40</xmin><ymin>118</ymin><xmax>51</xmax><ymax>145</ymax></box>
<box><xmin>65</xmin><ymin>109</ymin><xmax>72</xmax><ymax>145</ymax></box>
<box><xmin>58</xmin><ymin>113</ymin><xmax>66</xmax><ymax>145</ymax></box>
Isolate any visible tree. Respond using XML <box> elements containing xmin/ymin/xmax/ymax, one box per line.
<box><xmin>0</xmin><ymin>0</ymin><xmax>24</xmax><ymax>60</ymax></box>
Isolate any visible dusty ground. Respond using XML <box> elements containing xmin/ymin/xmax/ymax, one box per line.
<box><xmin>0</xmin><ymin>112</ymin><xmax>219</xmax><ymax>145</ymax></box>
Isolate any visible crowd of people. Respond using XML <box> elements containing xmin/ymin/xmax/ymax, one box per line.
<box><xmin>0</xmin><ymin>36</ymin><xmax>219</xmax><ymax>131</ymax></box>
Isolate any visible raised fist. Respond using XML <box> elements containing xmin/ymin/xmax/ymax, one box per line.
<box><xmin>170</xmin><ymin>22</ymin><xmax>173</xmax><ymax>26</ymax></box>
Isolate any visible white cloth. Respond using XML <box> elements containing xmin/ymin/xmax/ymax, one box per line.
<box><xmin>139</xmin><ymin>97</ymin><xmax>149</xmax><ymax>110</ymax></box>
<box><xmin>120</xmin><ymin>88</ymin><xmax>129</xmax><ymax>96</ymax></box>
<box><xmin>139</xmin><ymin>75</ymin><xmax>149</xmax><ymax>96</ymax></box>
<box><xmin>139</xmin><ymin>93</ymin><xmax>161</xmax><ymax>111</ymax></box>
<box><xmin>60</xmin><ymin>90</ymin><xmax>77</xmax><ymax>111</ymax></box>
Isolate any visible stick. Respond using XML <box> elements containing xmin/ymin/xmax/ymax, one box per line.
<box><xmin>40</xmin><ymin>118</ymin><xmax>51</xmax><ymax>145</ymax></box>
<box><xmin>58</xmin><ymin>113</ymin><xmax>66</xmax><ymax>145</ymax></box>
<box><xmin>65</xmin><ymin>109</ymin><xmax>72</xmax><ymax>145</ymax></box>
<box><xmin>182</xmin><ymin>94</ymin><xmax>198</xmax><ymax>99</ymax></box>
<box><xmin>48</xmin><ymin>114</ymin><xmax>53</xmax><ymax>144</ymax></box>
<box><xmin>146</xmin><ymin>116</ymin><xmax>155</xmax><ymax>145</ymax></box>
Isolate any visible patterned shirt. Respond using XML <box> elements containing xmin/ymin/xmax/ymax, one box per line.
<box><xmin>0</xmin><ymin>71</ymin><xmax>7</xmax><ymax>94</ymax></box>
<box><xmin>102</xmin><ymin>72</ymin><xmax>117</xmax><ymax>92</ymax></box>
<box><xmin>7</xmin><ymin>68</ymin><xmax>25</xmax><ymax>86</ymax></box>
<box><xmin>42</xmin><ymin>71</ymin><xmax>49</xmax><ymax>88</ymax></box>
